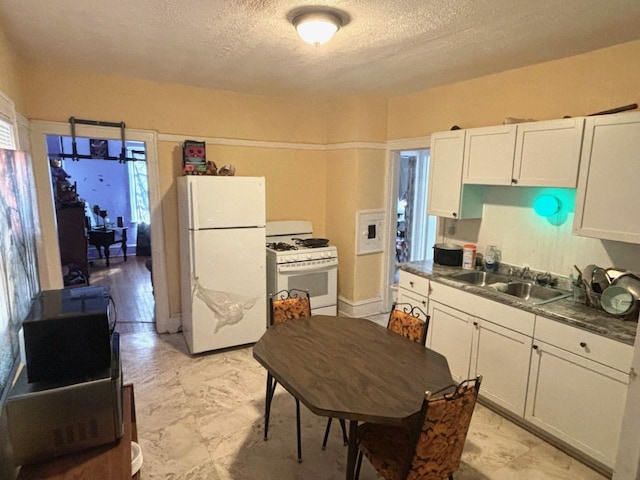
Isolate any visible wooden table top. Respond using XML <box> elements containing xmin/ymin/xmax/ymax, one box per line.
<box><xmin>253</xmin><ymin>315</ymin><xmax>453</xmax><ymax>425</ymax></box>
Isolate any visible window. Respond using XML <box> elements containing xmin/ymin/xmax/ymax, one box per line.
<box><xmin>0</xmin><ymin>91</ymin><xmax>16</xmax><ymax>150</ymax></box>
<box><xmin>0</xmin><ymin>118</ymin><xmax>15</xmax><ymax>149</ymax></box>
<box><xmin>126</xmin><ymin>144</ymin><xmax>150</xmax><ymax>224</ymax></box>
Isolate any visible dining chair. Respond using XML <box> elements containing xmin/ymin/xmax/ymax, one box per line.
<box><xmin>264</xmin><ymin>288</ymin><xmax>311</xmax><ymax>462</ymax></box>
<box><xmin>387</xmin><ymin>302</ymin><xmax>429</xmax><ymax>346</ymax></box>
<box><xmin>355</xmin><ymin>376</ymin><xmax>482</xmax><ymax>480</ymax></box>
<box><xmin>322</xmin><ymin>302</ymin><xmax>430</xmax><ymax>449</ymax></box>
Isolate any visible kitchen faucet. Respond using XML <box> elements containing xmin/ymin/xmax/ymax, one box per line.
<box><xmin>520</xmin><ymin>266</ymin><xmax>532</xmax><ymax>279</ymax></box>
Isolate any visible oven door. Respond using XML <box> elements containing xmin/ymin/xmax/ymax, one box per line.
<box><xmin>275</xmin><ymin>262</ymin><xmax>337</xmax><ymax>312</ymax></box>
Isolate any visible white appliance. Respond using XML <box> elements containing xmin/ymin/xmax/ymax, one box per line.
<box><xmin>266</xmin><ymin>220</ymin><xmax>338</xmax><ymax>315</ymax></box>
<box><xmin>178</xmin><ymin>176</ymin><xmax>267</xmax><ymax>354</ymax></box>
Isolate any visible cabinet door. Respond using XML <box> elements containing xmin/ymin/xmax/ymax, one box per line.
<box><xmin>514</xmin><ymin>118</ymin><xmax>584</xmax><ymax>187</ymax></box>
<box><xmin>427</xmin><ymin>301</ymin><xmax>473</xmax><ymax>383</ymax></box>
<box><xmin>428</xmin><ymin>130</ymin><xmax>464</xmax><ymax>218</ymax></box>
<box><xmin>471</xmin><ymin>318</ymin><xmax>532</xmax><ymax>416</ymax></box>
<box><xmin>463</xmin><ymin>125</ymin><xmax>516</xmax><ymax>185</ymax></box>
<box><xmin>397</xmin><ymin>288</ymin><xmax>428</xmax><ymax>313</ymax></box>
<box><xmin>573</xmin><ymin>112</ymin><xmax>640</xmax><ymax>243</ymax></box>
<box><xmin>525</xmin><ymin>340</ymin><xmax>629</xmax><ymax>468</ymax></box>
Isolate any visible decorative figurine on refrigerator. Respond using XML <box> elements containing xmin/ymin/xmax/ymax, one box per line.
<box><xmin>182</xmin><ymin>140</ymin><xmax>217</xmax><ymax>176</ymax></box>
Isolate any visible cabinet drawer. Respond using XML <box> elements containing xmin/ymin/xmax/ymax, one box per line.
<box><xmin>534</xmin><ymin>316</ymin><xmax>633</xmax><ymax>373</ymax></box>
<box><xmin>429</xmin><ymin>280</ymin><xmax>535</xmax><ymax>336</ymax></box>
<box><xmin>398</xmin><ymin>271</ymin><xmax>430</xmax><ymax>297</ymax></box>
<box><xmin>397</xmin><ymin>288</ymin><xmax>428</xmax><ymax>310</ymax></box>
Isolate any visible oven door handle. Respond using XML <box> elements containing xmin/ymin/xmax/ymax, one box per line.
<box><xmin>278</xmin><ymin>263</ymin><xmax>337</xmax><ymax>274</ymax></box>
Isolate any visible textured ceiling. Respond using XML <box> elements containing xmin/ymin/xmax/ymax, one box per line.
<box><xmin>1</xmin><ymin>0</ymin><xmax>640</xmax><ymax>96</ymax></box>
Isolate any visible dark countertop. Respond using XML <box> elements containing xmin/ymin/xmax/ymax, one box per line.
<box><xmin>400</xmin><ymin>261</ymin><xmax>638</xmax><ymax>346</ymax></box>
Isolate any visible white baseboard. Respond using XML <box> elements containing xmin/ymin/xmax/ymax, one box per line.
<box><xmin>157</xmin><ymin>313</ymin><xmax>182</xmax><ymax>333</ymax></box>
<box><xmin>338</xmin><ymin>296</ymin><xmax>385</xmax><ymax>318</ymax></box>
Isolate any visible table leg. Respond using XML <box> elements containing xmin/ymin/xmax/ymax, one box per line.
<box><xmin>345</xmin><ymin>420</ymin><xmax>358</xmax><ymax>480</ymax></box>
<box><xmin>104</xmin><ymin>245</ymin><xmax>111</xmax><ymax>266</ymax></box>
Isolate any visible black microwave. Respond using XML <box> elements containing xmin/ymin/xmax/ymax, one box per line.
<box><xmin>21</xmin><ymin>286</ymin><xmax>112</xmax><ymax>383</ymax></box>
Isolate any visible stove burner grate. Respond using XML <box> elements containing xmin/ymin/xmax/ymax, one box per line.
<box><xmin>266</xmin><ymin>242</ymin><xmax>298</xmax><ymax>251</ymax></box>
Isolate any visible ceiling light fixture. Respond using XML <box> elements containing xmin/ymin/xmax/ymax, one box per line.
<box><xmin>292</xmin><ymin>11</ymin><xmax>342</xmax><ymax>45</ymax></box>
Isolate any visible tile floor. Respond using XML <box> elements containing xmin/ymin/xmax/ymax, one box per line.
<box><xmin>120</xmin><ymin>321</ymin><xmax>608</xmax><ymax>480</ymax></box>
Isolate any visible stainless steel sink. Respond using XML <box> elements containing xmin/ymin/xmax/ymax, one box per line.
<box><xmin>502</xmin><ymin>282</ymin><xmax>571</xmax><ymax>305</ymax></box>
<box><xmin>450</xmin><ymin>271</ymin><xmax>510</xmax><ymax>287</ymax></box>
<box><xmin>450</xmin><ymin>271</ymin><xmax>571</xmax><ymax>305</ymax></box>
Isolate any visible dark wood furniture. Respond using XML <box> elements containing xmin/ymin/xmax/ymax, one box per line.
<box><xmin>88</xmin><ymin>228</ymin><xmax>128</xmax><ymax>267</ymax></box>
<box><xmin>18</xmin><ymin>384</ymin><xmax>139</xmax><ymax>480</ymax></box>
<box><xmin>252</xmin><ymin>315</ymin><xmax>453</xmax><ymax>480</ymax></box>
<box><xmin>56</xmin><ymin>204</ymin><xmax>89</xmax><ymax>284</ymax></box>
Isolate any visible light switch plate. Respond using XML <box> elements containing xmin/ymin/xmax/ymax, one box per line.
<box><xmin>356</xmin><ymin>210</ymin><xmax>385</xmax><ymax>255</ymax></box>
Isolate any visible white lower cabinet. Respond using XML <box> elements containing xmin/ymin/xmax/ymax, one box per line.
<box><xmin>526</xmin><ymin>316</ymin><xmax>633</xmax><ymax>468</ymax></box>
<box><xmin>397</xmin><ymin>270</ymin><xmax>429</xmax><ymax>313</ymax></box>
<box><xmin>472</xmin><ymin>318</ymin><xmax>532</xmax><ymax>416</ymax></box>
<box><xmin>427</xmin><ymin>281</ymin><xmax>534</xmax><ymax>415</ymax></box>
<box><xmin>427</xmin><ymin>301</ymin><xmax>474</xmax><ymax>383</ymax></box>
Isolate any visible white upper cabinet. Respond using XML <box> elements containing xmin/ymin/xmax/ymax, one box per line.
<box><xmin>428</xmin><ymin>130</ymin><xmax>483</xmax><ymax>219</ymax></box>
<box><xmin>463</xmin><ymin>125</ymin><xmax>517</xmax><ymax>185</ymax></box>
<box><xmin>514</xmin><ymin>118</ymin><xmax>585</xmax><ymax>187</ymax></box>
<box><xmin>463</xmin><ymin>118</ymin><xmax>584</xmax><ymax>187</ymax></box>
<box><xmin>573</xmin><ymin>112</ymin><xmax>640</xmax><ymax>244</ymax></box>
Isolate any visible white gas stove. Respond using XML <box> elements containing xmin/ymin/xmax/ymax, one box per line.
<box><xmin>266</xmin><ymin>220</ymin><xmax>338</xmax><ymax>315</ymax></box>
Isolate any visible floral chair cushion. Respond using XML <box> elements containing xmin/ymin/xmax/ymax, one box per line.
<box><xmin>271</xmin><ymin>296</ymin><xmax>311</xmax><ymax>324</ymax></box>
<box><xmin>357</xmin><ymin>381</ymin><xmax>479</xmax><ymax>480</ymax></box>
<box><xmin>387</xmin><ymin>309</ymin><xmax>427</xmax><ymax>345</ymax></box>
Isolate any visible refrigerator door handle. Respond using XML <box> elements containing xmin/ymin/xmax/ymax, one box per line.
<box><xmin>190</xmin><ymin>231</ymin><xmax>197</xmax><ymax>280</ymax></box>
<box><xmin>189</xmin><ymin>181</ymin><xmax>197</xmax><ymax>230</ymax></box>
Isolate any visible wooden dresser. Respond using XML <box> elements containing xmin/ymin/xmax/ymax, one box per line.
<box><xmin>56</xmin><ymin>204</ymin><xmax>89</xmax><ymax>285</ymax></box>
<box><xmin>18</xmin><ymin>384</ymin><xmax>139</xmax><ymax>479</ymax></box>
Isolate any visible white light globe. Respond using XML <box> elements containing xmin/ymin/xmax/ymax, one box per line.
<box><xmin>294</xmin><ymin>13</ymin><xmax>341</xmax><ymax>45</ymax></box>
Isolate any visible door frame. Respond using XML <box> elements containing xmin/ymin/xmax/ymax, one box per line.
<box><xmin>382</xmin><ymin>136</ymin><xmax>431</xmax><ymax>312</ymax></box>
<box><xmin>29</xmin><ymin>120</ymin><xmax>170</xmax><ymax>332</ymax></box>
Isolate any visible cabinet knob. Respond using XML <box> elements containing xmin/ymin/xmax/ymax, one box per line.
<box><xmin>473</xmin><ymin>321</ymin><xmax>478</xmax><ymax>327</ymax></box>
<box><xmin>532</xmin><ymin>344</ymin><xmax>539</xmax><ymax>350</ymax></box>
<box><xmin>512</xmin><ymin>178</ymin><xmax>518</xmax><ymax>184</ymax></box>
<box><xmin>410</xmin><ymin>281</ymin><xmax>414</xmax><ymax>288</ymax></box>
<box><xmin>452</xmin><ymin>212</ymin><xmax>458</xmax><ymax>218</ymax></box>
<box><xmin>580</xmin><ymin>342</ymin><xmax>587</xmax><ymax>348</ymax></box>
<box><xmin>630</xmin><ymin>367</ymin><xmax>638</xmax><ymax>380</ymax></box>
<box><xmin>421</xmin><ymin>300</ymin><xmax>426</xmax><ymax>307</ymax></box>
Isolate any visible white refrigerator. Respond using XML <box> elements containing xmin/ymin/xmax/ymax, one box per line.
<box><xmin>177</xmin><ymin>176</ymin><xmax>267</xmax><ymax>354</ymax></box>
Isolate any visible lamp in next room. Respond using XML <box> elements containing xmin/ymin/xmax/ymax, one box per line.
<box><xmin>534</xmin><ymin>194</ymin><xmax>562</xmax><ymax>217</ymax></box>
<box><xmin>292</xmin><ymin>10</ymin><xmax>343</xmax><ymax>45</ymax></box>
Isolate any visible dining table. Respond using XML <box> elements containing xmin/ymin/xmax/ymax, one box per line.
<box><xmin>252</xmin><ymin>315</ymin><xmax>453</xmax><ymax>480</ymax></box>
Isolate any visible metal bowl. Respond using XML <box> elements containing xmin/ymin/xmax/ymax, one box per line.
<box><xmin>613</xmin><ymin>273</ymin><xmax>640</xmax><ymax>300</ymax></box>
<box><xmin>601</xmin><ymin>285</ymin><xmax>634</xmax><ymax>315</ymax></box>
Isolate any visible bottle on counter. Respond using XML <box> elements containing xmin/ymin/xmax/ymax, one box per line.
<box><xmin>485</xmin><ymin>245</ymin><xmax>500</xmax><ymax>272</ymax></box>
<box><xmin>462</xmin><ymin>244</ymin><xmax>477</xmax><ymax>270</ymax></box>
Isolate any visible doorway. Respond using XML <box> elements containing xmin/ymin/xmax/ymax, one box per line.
<box><xmin>384</xmin><ymin>147</ymin><xmax>436</xmax><ymax>310</ymax></box>
<box><xmin>30</xmin><ymin>120</ymin><xmax>171</xmax><ymax>334</ymax></box>
<box><xmin>46</xmin><ymin>134</ymin><xmax>155</xmax><ymax>331</ymax></box>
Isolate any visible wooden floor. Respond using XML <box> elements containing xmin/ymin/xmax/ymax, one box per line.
<box><xmin>89</xmin><ymin>255</ymin><xmax>157</xmax><ymax>335</ymax></box>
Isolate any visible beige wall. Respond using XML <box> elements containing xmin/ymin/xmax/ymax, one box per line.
<box><xmin>388</xmin><ymin>40</ymin><xmax>640</xmax><ymax>278</ymax></box>
<box><xmin>388</xmin><ymin>40</ymin><xmax>640</xmax><ymax>138</ymax></box>
<box><xmin>0</xmin><ymin>26</ymin><xmax>25</xmax><ymax>112</ymax></box>
<box><xmin>325</xmin><ymin>147</ymin><xmax>386</xmax><ymax>302</ymax></box>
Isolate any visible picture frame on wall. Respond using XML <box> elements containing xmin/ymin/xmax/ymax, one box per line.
<box><xmin>90</xmin><ymin>139</ymin><xmax>108</xmax><ymax>159</ymax></box>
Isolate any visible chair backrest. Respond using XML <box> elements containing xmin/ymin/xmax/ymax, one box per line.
<box><xmin>387</xmin><ymin>303</ymin><xmax>429</xmax><ymax>346</ymax></box>
<box><xmin>404</xmin><ymin>376</ymin><xmax>482</xmax><ymax>480</ymax></box>
<box><xmin>269</xmin><ymin>289</ymin><xmax>311</xmax><ymax>325</ymax></box>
